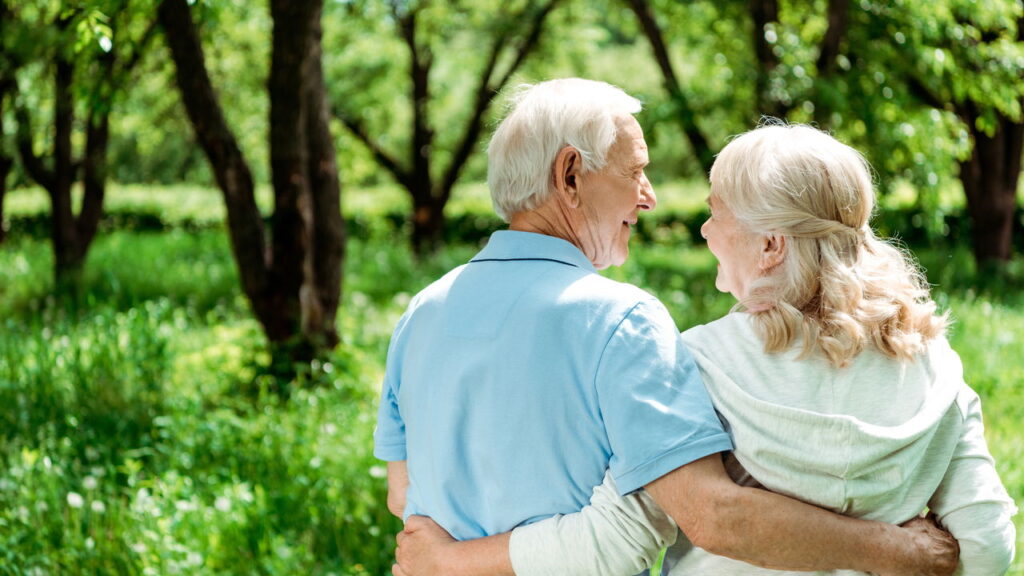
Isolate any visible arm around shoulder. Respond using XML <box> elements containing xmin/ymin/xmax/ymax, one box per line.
<box><xmin>644</xmin><ymin>453</ymin><xmax>960</xmax><ymax>576</ymax></box>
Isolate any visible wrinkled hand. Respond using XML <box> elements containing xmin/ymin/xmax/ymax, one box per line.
<box><xmin>393</xmin><ymin>515</ymin><xmax>457</xmax><ymax>576</ymax></box>
<box><xmin>896</xmin><ymin>513</ymin><xmax>959</xmax><ymax>576</ymax></box>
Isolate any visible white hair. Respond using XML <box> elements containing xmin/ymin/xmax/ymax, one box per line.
<box><xmin>711</xmin><ymin>121</ymin><xmax>947</xmax><ymax>367</ymax></box>
<box><xmin>487</xmin><ymin>78</ymin><xmax>642</xmax><ymax>222</ymax></box>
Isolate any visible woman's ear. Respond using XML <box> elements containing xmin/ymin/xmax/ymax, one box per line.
<box><xmin>552</xmin><ymin>146</ymin><xmax>583</xmax><ymax>208</ymax></box>
<box><xmin>760</xmin><ymin>233</ymin><xmax>786</xmax><ymax>271</ymax></box>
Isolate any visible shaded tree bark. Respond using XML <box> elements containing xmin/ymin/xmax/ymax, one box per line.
<box><xmin>750</xmin><ymin>0</ymin><xmax>789</xmax><ymax>118</ymax></box>
<box><xmin>15</xmin><ymin>18</ymin><xmax>87</xmax><ymax>285</ymax></box>
<box><xmin>957</xmin><ymin>102</ymin><xmax>1022</xmax><ymax>264</ymax></box>
<box><xmin>305</xmin><ymin>12</ymin><xmax>345</xmax><ymax>349</ymax></box>
<box><xmin>624</xmin><ymin>0</ymin><xmax>715</xmax><ymax>175</ymax></box>
<box><xmin>812</xmin><ymin>0</ymin><xmax>850</xmax><ymax>125</ymax></box>
<box><xmin>337</xmin><ymin>0</ymin><xmax>561</xmax><ymax>253</ymax></box>
<box><xmin>12</xmin><ymin>8</ymin><xmax>152</xmax><ymax>285</ymax></box>
<box><xmin>0</xmin><ymin>1</ymin><xmax>12</xmax><ymax>245</ymax></box>
<box><xmin>0</xmin><ymin>93</ymin><xmax>10</xmax><ymax>245</ymax></box>
<box><xmin>159</xmin><ymin>0</ymin><xmax>344</xmax><ymax>367</ymax></box>
<box><xmin>902</xmin><ymin>17</ymin><xmax>1023</xmax><ymax>265</ymax></box>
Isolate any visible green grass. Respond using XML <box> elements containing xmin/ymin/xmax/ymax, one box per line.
<box><xmin>0</xmin><ymin>185</ymin><xmax>1021</xmax><ymax>574</ymax></box>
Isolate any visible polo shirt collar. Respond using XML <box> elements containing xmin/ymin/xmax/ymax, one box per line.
<box><xmin>472</xmin><ymin>230</ymin><xmax>596</xmax><ymax>273</ymax></box>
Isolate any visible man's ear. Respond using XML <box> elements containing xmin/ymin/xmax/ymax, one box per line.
<box><xmin>552</xmin><ymin>146</ymin><xmax>583</xmax><ymax>208</ymax></box>
<box><xmin>760</xmin><ymin>233</ymin><xmax>786</xmax><ymax>271</ymax></box>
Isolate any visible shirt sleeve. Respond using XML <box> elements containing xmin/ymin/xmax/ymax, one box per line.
<box><xmin>595</xmin><ymin>299</ymin><xmax>733</xmax><ymax>495</ymax></box>
<box><xmin>374</xmin><ymin>311</ymin><xmax>412</xmax><ymax>461</ymax></box>
<box><xmin>929</xmin><ymin>385</ymin><xmax>1017</xmax><ymax>576</ymax></box>
<box><xmin>509</xmin><ymin>471</ymin><xmax>678</xmax><ymax>576</ymax></box>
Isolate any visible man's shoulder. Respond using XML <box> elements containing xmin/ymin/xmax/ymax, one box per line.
<box><xmin>405</xmin><ymin>264</ymin><xmax>468</xmax><ymax>307</ymax></box>
<box><xmin>568</xmin><ymin>273</ymin><xmax>657</xmax><ymax>306</ymax></box>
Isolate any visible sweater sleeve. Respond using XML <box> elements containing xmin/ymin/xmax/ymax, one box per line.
<box><xmin>509</xmin><ymin>471</ymin><xmax>678</xmax><ymax>576</ymax></box>
<box><xmin>928</xmin><ymin>385</ymin><xmax>1017</xmax><ymax>576</ymax></box>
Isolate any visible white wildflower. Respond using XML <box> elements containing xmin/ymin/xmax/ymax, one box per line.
<box><xmin>67</xmin><ymin>492</ymin><xmax>84</xmax><ymax>509</ymax></box>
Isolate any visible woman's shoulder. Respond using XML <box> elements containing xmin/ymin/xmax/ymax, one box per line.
<box><xmin>681</xmin><ymin>313</ymin><xmax>758</xmax><ymax>346</ymax></box>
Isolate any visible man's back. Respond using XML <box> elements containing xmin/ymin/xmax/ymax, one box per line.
<box><xmin>375</xmin><ymin>231</ymin><xmax>731</xmax><ymax>540</ymax></box>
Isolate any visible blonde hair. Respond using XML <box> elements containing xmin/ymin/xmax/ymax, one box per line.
<box><xmin>710</xmin><ymin>121</ymin><xmax>948</xmax><ymax>367</ymax></box>
<box><xmin>487</xmin><ymin>79</ymin><xmax>642</xmax><ymax>222</ymax></box>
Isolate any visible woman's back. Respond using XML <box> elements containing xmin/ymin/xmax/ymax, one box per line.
<box><xmin>670</xmin><ymin>313</ymin><xmax>1012</xmax><ymax>575</ymax></box>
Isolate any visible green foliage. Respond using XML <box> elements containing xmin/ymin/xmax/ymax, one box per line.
<box><xmin>0</xmin><ymin>229</ymin><xmax>422</xmax><ymax>574</ymax></box>
<box><xmin>2</xmin><ymin>184</ymin><xmax>1023</xmax><ymax>573</ymax></box>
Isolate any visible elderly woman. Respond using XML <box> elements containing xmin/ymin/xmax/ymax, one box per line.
<box><xmin>393</xmin><ymin>123</ymin><xmax>1017</xmax><ymax>576</ymax></box>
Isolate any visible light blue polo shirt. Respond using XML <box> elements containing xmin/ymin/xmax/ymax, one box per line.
<box><xmin>374</xmin><ymin>230</ymin><xmax>731</xmax><ymax>540</ymax></box>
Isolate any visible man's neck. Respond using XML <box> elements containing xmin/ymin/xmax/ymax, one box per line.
<box><xmin>508</xmin><ymin>206</ymin><xmax>578</xmax><ymax>248</ymax></box>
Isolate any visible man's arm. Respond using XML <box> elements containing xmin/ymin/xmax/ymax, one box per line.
<box><xmin>387</xmin><ymin>460</ymin><xmax>410</xmax><ymax>519</ymax></box>
<box><xmin>645</xmin><ymin>454</ymin><xmax>959</xmax><ymax>576</ymax></box>
<box><xmin>394</xmin><ymin>516</ymin><xmax>513</xmax><ymax>576</ymax></box>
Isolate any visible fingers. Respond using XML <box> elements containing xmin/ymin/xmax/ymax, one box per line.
<box><xmin>404</xmin><ymin>514</ymin><xmax>429</xmax><ymax>530</ymax></box>
<box><xmin>395</xmin><ymin>529</ymin><xmax>407</xmax><ymax>566</ymax></box>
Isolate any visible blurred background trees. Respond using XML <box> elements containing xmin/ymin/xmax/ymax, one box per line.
<box><xmin>2</xmin><ymin>0</ymin><xmax>1022</xmax><ymax>358</ymax></box>
<box><xmin>1</xmin><ymin>1</ymin><xmax>1022</xmax><ymax>572</ymax></box>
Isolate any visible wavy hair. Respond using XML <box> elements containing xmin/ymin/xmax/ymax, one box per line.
<box><xmin>486</xmin><ymin>78</ymin><xmax>642</xmax><ymax>222</ymax></box>
<box><xmin>710</xmin><ymin>121</ymin><xmax>948</xmax><ymax>367</ymax></box>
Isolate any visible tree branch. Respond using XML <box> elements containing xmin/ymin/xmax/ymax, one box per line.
<box><xmin>117</xmin><ymin>13</ymin><xmax>160</xmax><ymax>80</ymax></box>
<box><xmin>438</xmin><ymin>0</ymin><xmax>562</xmax><ymax>201</ymax></box>
<box><xmin>397</xmin><ymin>4</ymin><xmax>433</xmax><ymax>200</ymax></box>
<box><xmin>905</xmin><ymin>73</ymin><xmax>947</xmax><ymax>111</ymax></box>
<box><xmin>624</xmin><ymin>0</ymin><xmax>715</xmax><ymax>174</ymax></box>
<box><xmin>335</xmin><ymin>111</ymin><xmax>414</xmax><ymax>190</ymax></box>
<box><xmin>14</xmin><ymin>100</ymin><xmax>55</xmax><ymax>192</ymax></box>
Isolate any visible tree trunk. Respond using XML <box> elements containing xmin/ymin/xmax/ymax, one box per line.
<box><xmin>158</xmin><ymin>0</ymin><xmax>271</xmax><ymax>321</ymax></box>
<box><xmin>50</xmin><ymin>54</ymin><xmax>82</xmax><ymax>284</ymax></box>
<box><xmin>267</xmin><ymin>0</ymin><xmax>317</xmax><ymax>352</ymax></box>
<box><xmin>0</xmin><ymin>5</ymin><xmax>11</xmax><ymax>246</ymax></box>
<box><xmin>624</xmin><ymin>0</ymin><xmax>715</xmax><ymax>175</ymax></box>
<box><xmin>338</xmin><ymin>0</ymin><xmax>561</xmax><ymax>253</ymax></box>
<box><xmin>0</xmin><ymin>92</ymin><xmax>10</xmax><ymax>246</ymax></box>
<box><xmin>75</xmin><ymin>50</ymin><xmax>117</xmax><ymax>269</ymax></box>
<box><xmin>750</xmin><ymin>0</ymin><xmax>784</xmax><ymax>118</ymax></box>
<box><xmin>13</xmin><ymin>14</ymin><xmax>112</xmax><ymax>287</ymax></box>
<box><xmin>398</xmin><ymin>7</ymin><xmax>440</xmax><ymax>255</ymax></box>
<box><xmin>160</xmin><ymin>0</ymin><xmax>343</xmax><ymax>372</ymax></box>
<box><xmin>305</xmin><ymin>10</ymin><xmax>345</xmax><ymax>350</ymax></box>
<box><xmin>959</xmin><ymin>106</ymin><xmax>1022</xmax><ymax>264</ymax></box>
<box><xmin>411</xmin><ymin>196</ymin><xmax>445</xmax><ymax>255</ymax></box>
<box><xmin>0</xmin><ymin>155</ymin><xmax>8</xmax><ymax>245</ymax></box>
<box><xmin>812</xmin><ymin>0</ymin><xmax>850</xmax><ymax>126</ymax></box>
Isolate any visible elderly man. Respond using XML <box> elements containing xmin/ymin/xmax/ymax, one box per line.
<box><xmin>374</xmin><ymin>78</ymin><xmax>957</xmax><ymax>576</ymax></box>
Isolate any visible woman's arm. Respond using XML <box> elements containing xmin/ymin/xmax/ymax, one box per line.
<box><xmin>928</xmin><ymin>387</ymin><xmax>1017</xmax><ymax>575</ymax></box>
<box><xmin>509</xmin><ymin>472</ymin><xmax>676</xmax><ymax>576</ymax></box>
<box><xmin>394</xmin><ymin>472</ymin><xmax>677</xmax><ymax>576</ymax></box>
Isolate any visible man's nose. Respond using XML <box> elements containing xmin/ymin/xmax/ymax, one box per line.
<box><xmin>639</xmin><ymin>176</ymin><xmax>657</xmax><ymax>211</ymax></box>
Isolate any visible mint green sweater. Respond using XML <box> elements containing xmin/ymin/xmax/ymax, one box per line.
<box><xmin>510</xmin><ymin>313</ymin><xmax>1016</xmax><ymax>576</ymax></box>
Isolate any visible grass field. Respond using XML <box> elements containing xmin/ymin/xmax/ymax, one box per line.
<box><xmin>1</xmin><ymin>183</ymin><xmax>1021</xmax><ymax>574</ymax></box>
